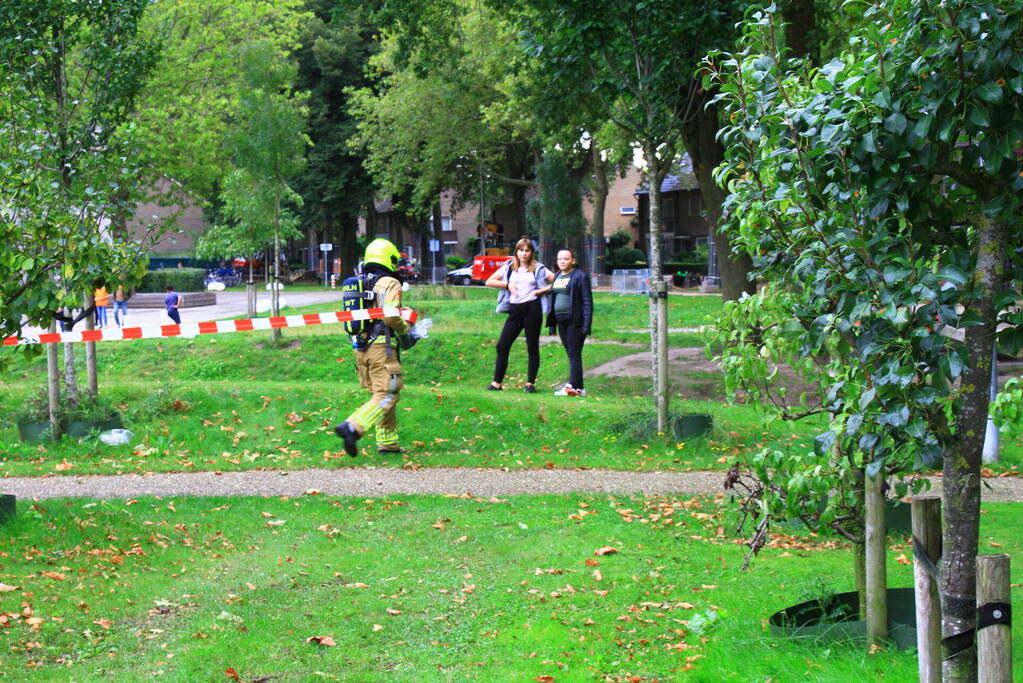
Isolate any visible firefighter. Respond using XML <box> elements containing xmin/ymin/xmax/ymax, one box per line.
<box><xmin>335</xmin><ymin>238</ymin><xmax>410</xmax><ymax>456</ymax></box>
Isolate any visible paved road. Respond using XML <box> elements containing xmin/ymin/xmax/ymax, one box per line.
<box><xmin>2</xmin><ymin>467</ymin><xmax>1021</xmax><ymax>502</ymax></box>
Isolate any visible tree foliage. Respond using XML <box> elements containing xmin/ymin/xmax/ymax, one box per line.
<box><xmin>134</xmin><ymin>0</ymin><xmax>309</xmax><ymax>204</ymax></box>
<box><xmin>0</xmin><ymin>0</ymin><xmax>159</xmax><ymax>345</ymax></box>
<box><xmin>709</xmin><ymin>1</ymin><xmax>1023</xmax><ymax>673</ymax></box>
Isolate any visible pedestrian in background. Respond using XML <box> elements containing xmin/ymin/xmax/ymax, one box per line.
<box><xmin>164</xmin><ymin>285</ymin><xmax>182</xmax><ymax>324</ymax></box>
<box><xmin>114</xmin><ymin>284</ymin><xmax>128</xmax><ymax>327</ymax></box>
<box><xmin>93</xmin><ymin>284</ymin><xmax>110</xmax><ymax>328</ymax></box>
<box><xmin>485</xmin><ymin>237</ymin><xmax>553</xmax><ymax>393</ymax></box>
<box><xmin>548</xmin><ymin>249</ymin><xmax>592</xmax><ymax>396</ymax></box>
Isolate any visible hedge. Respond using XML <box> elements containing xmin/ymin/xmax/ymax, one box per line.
<box><xmin>137</xmin><ymin>268</ymin><xmax>206</xmax><ymax>293</ymax></box>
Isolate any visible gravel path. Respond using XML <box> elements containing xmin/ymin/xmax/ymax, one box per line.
<box><xmin>2</xmin><ymin>468</ymin><xmax>1021</xmax><ymax>502</ymax></box>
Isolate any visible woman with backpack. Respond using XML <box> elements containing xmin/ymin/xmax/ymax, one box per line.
<box><xmin>485</xmin><ymin>238</ymin><xmax>553</xmax><ymax>393</ymax></box>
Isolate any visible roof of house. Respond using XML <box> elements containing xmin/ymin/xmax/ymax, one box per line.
<box><xmin>634</xmin><ymin>153</ymin><xmax>700</xmax><ymax>195</ymax></box>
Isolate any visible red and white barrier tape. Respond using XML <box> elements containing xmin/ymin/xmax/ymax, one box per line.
<box><xmin>2</xmin><ymin>307</ymin><xmax>417</xmax><ymax>347</ymax></box>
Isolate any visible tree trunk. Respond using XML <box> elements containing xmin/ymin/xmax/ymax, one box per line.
<box><xmin>47</xmin><ymin>322</ymin><xmax>61</xmax><ymax>439</ymax></box>
<box><xmin>341</xmin><ymin>214</ymin><xmax>360</xmax><ymax>280</ymax></box>
<box><xmin>84</xmin><ymin>292</ymin><xmax>97</xmax><ymax>398</ymax></box>
<box><xmin>942</xmin><ymin>214</ymin><xmax>1005</xmax><ymax>681</ymax></box>
<box><xmin>853</xmin><ymin>541</ymin><xmax>867</xmax><ymax>619</ymax></box>
<box><xmin>781</xmin><ymin>0</ymin><xmax>818</xmax><ymax>63</ymax></box>
<box><xmin>431</xmin><ymin>200</ymin><xmax>444</xmax><ymax>283</ymax></box>
<box><xmin>63</xmin><ymin>342</ymin><xmax>79</xmax><ymax>410</ymax></box>
<box><xmin>513</xmin><ymin>184</ymin><xmax>528</xmax><ymax>241</ymax></box>
<box><xmin>864</xmin><ymin>470</ymin><xmax>888</xmax><ymax>647</ymax></box>
<box><xmin>589</xmin><ymin>144</ymin><xmax>609</xmax><ymax>274</ymax></box>
<box><xmin>271</xmin><ymin>205</ymin><xmax>282</xmax><ymax>345</ymax></box>
<box><xmin>644</xmin><ymin>142</ymin><xmax>670</xmax><ymax>433</ymax></box>
<box><xmin>681</xmin><ymin>88</ymin><xmax>755</xmax><ymax>302</ymax></box>
<box><xmin>365</xmin><ymin>201</ymin><xmax>378</xmax><ymax>239</ymax></box>
<box><xmin>247</xmin><ymin>261</ymin><xmax>256</xmax><ymax>318</ymax></box>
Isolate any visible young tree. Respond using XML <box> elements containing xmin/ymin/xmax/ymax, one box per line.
<box><xmin>711</xmin><ymin>2</ymin><xmax>1023</xmax><ymax>675</ymax></box>
<box><xmin>0</xmin><ymin>0</ymin><xmax>160</xmax><ymax>434</ymax></box>
<box><xmin>514</xmin><ymin>0</ymin><xmax>750</xmax><ymax>431</ymax></box>
<box><xmin>202</xmin><ymin>42</ymin><xmax>308</xmax><ymax>345</ymax></box>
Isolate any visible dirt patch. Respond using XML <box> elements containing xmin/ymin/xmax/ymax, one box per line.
<box><xmin>585</xmin><ymin>344</ymin><xmax>1023</xmax><ymax>404</ymax></box>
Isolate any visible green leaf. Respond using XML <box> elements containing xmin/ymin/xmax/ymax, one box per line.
<box><xmin>858</xmin><ymin>387</ymin><xmax>876</xmax><ymax>411</ymax></box>
<box><xmin>974</xmin><ymin>81</ymin><xmax>1003</xmax><ymax>104</ymax></box>
<box><xmin>935</xmin><ymin>265</ymin><xmax>967</xmax><ymax>286</ymax></box>
<box><xmin>883</xmin><ymin>112</ymin><xmax>907</xmax><ymax>135</ymax></box>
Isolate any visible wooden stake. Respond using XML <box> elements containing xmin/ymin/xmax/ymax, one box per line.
<box><xmin>977</xmin><ymin>554</ymin><xmax>1011</xmax><ymax>683</ymax></box>
<box><xmin>912</xmin><ymin>495</ymin><xmax>941</xmax><ymax>682</ymax></box>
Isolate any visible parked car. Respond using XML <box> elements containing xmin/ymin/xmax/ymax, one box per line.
<box><xmin>446</xmin><ymin>263</ymin><xmax>474</xmax><ymax>286</ymax></box>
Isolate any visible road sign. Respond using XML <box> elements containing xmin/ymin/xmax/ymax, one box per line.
<box><xmin>429</xmin><ymin>239</ymin><xmax>440</xmax><ymax>252</ymax></box>
<box><xmin>319</xmin><ymin>243</ymin><xmax>333</xmax><ymax>252</ymax></box>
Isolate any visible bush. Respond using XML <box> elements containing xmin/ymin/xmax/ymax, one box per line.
<box><xmin>605</xmin><ymin>248</ymin><xmax>647</xmax><ymax>271</ymax></box>
<box><xmin>137</xmin><ymin>268</ymin><xmax>206</xmax><ymax>293</ymax></box>
<box><xmin>446</xmin><ymin>256</ymin><xmax>468</xmax><ymax>269</ymax></box>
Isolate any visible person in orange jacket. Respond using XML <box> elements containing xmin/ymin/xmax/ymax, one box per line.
<box><xmin>93</xmin><ymin>285</ymin><xmax>110</xmax><ymax>328</ymax></box>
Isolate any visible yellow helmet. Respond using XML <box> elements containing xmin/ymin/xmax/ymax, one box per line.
<box><xmin>364</xmin><ymin>238</ymin><xmax>401</xmax><ymax>271</ymax></box>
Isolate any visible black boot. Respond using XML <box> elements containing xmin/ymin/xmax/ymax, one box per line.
<box><xmin>334</xmin><ymin>421</ymin><xmax>360</xmax><ymax>457</ymax></box>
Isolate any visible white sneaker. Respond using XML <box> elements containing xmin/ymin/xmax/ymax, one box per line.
<box><xmin>553</xmin><ymin>385</ymin><xmax>573</xmax><ymax>396</ymax></box>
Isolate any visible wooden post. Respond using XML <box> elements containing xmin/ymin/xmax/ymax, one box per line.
<box><xmin>912</xmin><ymin>495</ymin><xmax>941</xmax><ymax>682</ymax></box>
<box><xmin>864</xmin><ymin>469</ymin><xmax>888</xmax><ymax>646</ymax></box>
<box><xmin>977</xmin><ymin>554</ymin><xmax>1011</xmax><ymax>683</ymax></box>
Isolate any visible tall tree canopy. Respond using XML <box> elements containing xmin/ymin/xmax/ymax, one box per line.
<box><xmin>134</xmin><ymin>0</ymin><xmax>309</xmax><ymax>204</ymax></box>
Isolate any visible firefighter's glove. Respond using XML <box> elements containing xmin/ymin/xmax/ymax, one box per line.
<box><xmin>398</xmin><ymin>317</ymin><xmax>433</xmax><ymax>351</ymax></box>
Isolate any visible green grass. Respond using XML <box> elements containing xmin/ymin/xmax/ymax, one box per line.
<box><xmin>2</xmin><ymin>493</ymin><xmax>1019</xmax><ymax>681</ymax></box>
<box><xmin>0</xmin><ymin>290</ymin><xmax>837</xmax><ymax>477</ymax></box>
<box><xmin>3</xmin><ymin>287</ymin><xmax>1020</xmax><ymax>476</ymax></box>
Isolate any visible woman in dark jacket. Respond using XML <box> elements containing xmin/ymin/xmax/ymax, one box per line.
<box><xmin>547</xmin><ymin>249</ymin><xmax>593</xmax><ymax>396</ymax></box>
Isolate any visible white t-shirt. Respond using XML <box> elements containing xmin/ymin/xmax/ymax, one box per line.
<box><xmin>508</xmin><ymin>267</ymin><xmax>539</xmax><ymax>304</ymax></box>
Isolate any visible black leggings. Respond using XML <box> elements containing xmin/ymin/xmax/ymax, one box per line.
<box><xmin>493</xmin><ymin>299</ymin><xmax>542</xmax><ymax>385</ymax></box>
<box><xmin>557</xmin><ymin>320</ymin><xmax>587</xmax><ymax>389</ymax></box>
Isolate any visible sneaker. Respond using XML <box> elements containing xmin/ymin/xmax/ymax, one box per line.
<box><xmin>486</xmin><ymin>383</ymin><xmax>503</xmax><ymax>391</ymax></box>
<box><xmin>377</xmin><ymin>447</ymin><xmax>403</xmax><ymax>455</ymax></box>
<box><xmin>523</xmin><ymin>384</ymin><xmax>537</xmax><ymax>393</ymax></box>
<box><xmin>334</xmin><ymin>421</ymin><xmax>360</xmax><ymax>457</ymax></box>
<box><xmin>553</xmin><ymin>384</ymin><xmax>574</xmax><ymax>396</ymax></box>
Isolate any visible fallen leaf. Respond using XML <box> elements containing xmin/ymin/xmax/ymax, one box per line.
<box><xmin>386</xmin><ymin>608</ymin><xmax>402</xmax><ymax>616</ymax></box>
<box><xmin>54</xmin><ymin>462</ymin><xmax>73</xmax><ymax>471</ymax></box>
<box><xmin>93</xmin><ymin>618</ymin><xmax>113</xmax><ymax>629</ymax></box>
<box><xmin>535</xmin><ymin>677</ymin><xmax>555</xmax><ymax>683</ymax></box>
<box><xmin>40</xmin><ymin>571</ymin><xmax>65</xmax><ymax>581</ymax></box>
<box><xmin>594</xmin><ymin>546</ymin><xmax>618</xmax><ymax>557</ymax></box>
<box><xmin>372</xmin><ymin>624</ymin><xmax>383</xmax><ymax>632</ymax></box>
<box><xmin>895</xmin><ymin>553</ymin><xmax>912</xmax><ymax>565</ymax></box>
<box><xmin>225</xmin><ymin>667</ymin><xmax>241</xmax><ymax>681</ymax></box>
<box><xmin>0</xmin><ymin>583</ymin><xmax>19</xmax><ymax>592</ymax></box>
<box><xmin>453</xmin><ymin>535</ymin><xmax>468</xmax><ymax>543</ymax></box>
<box><xmin>584</xmin><ymin>559</ymin><xmax>599</xmax><ymax>567</ymax></box>
<box><xmin>306</xmin><ymin>635</ymin><xmax>337</xmax><ymax>647</ymax></box>
<box><xmin>592</xmin><ymin>570</ymin><xmax>603</xmax><ymax>582</ymax></box>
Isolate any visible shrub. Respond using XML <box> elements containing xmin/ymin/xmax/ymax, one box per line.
<box><xmin>137</xmin><ymin>268</ymin><xmax>206</xmax><ymax>293</ymax></box>
<box><xmin>446</xmin><ymin>256</ymin><xmax>468</xmax><ymax>269</ymax></box>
